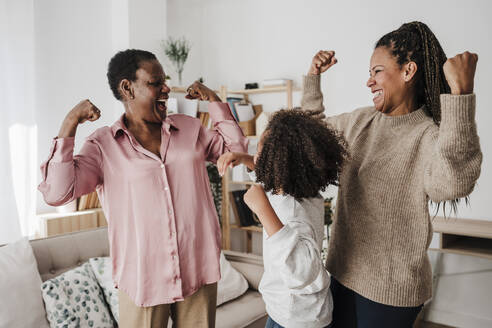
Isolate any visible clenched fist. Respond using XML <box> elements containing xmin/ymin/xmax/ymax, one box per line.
<box><xmin>185</xmin><ymin>81</ymin><xmax>221</xmax><ymax>102</ymax></box>
<box><xmin>443</xmin><ymin>51</ymin><xmax>478</xmax><ymax>95</ymax></box>
<box><xmin>68</xmin><ymin>99</ymin><xmax>101</xmax><ymax>124</ymax></box>
<box><xmin>308</xmin><ymin>50</ymin><xmax>338</xmax><ymax>75</ymax></box>
<box><xmin>58</xmin><ymin>99</ymin><xmax>101</xmax><ymax>138</ymax></box>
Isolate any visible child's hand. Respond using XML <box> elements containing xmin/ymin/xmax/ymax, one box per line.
<box><xmin>217</xmin><ymin>152</ymin><xmax>254</xmax><ymax>176</ymax></box>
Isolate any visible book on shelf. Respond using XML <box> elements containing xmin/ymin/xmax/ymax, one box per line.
<box><xmin>182</xmin><ymin>99</ymin><xmax>198</xmax><ymax>117</ymax></box>
<box><xmin>86</xmin><ymin>192</ymin><xmax>94</xmax><ymax>209</ymax></box>
<box><xmin>230</xmin><ymin>190</ymin><xmax>257</xmax><ymax>227</ymax></box>
<box><xmin>167</xmin><ymin>97</ymin><xmax>178</xmax><ymax>114</ymax></box>
<box><xmin>77</xmin><ymin>194</ymin><xmax>87</xmax><ymax>211</ymax></box>
<box><xmin>226</xmin><ymin>97</ymin><xmax>242</xmax><ymax>121</ymax></box>
<box><xmin>235</xmin><ymin>103</ymin><xmax>256</xmax><ymax>122</ymax></box>
<box><xmin>197</xmin><ymin>112</ymin><xmax>210</xmax><ymax>127</ymax></box>
<box><xmin>77</xmin><ymin>191</ymin><xmax>101</xmax><ymax>211</ymax></box>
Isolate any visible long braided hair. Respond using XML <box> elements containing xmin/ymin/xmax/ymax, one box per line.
<box><xmin>376</xmin><ymin>21</ymin><xmax>450</xmax><ymax>125</ymax></box>
<box><xmin>376</xmin><ymin>21</ymin><xmax>465</xmax><ymax>214</ymax></box>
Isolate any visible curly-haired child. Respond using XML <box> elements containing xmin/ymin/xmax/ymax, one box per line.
<box><xmin>217</xmin><ymin>109</ymin><xmax>347</xmax><ymax>328</ymax></box>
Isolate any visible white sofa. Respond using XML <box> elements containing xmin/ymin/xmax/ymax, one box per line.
<box><xmin>29</xmin><ymin>227</ymin><xmax>267</xmax><ymax>328</ymax></box>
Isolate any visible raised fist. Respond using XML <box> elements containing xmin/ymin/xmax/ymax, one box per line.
<box><xmin>443</xmin><ymin>51</ymin><xmax>478</xmax><ymax>95</ymax></box>
<box><xmin>68</xmin><ymin>99</ymin><xmax>101</xmax><ymax>124</ymax></box>
<box><xmin>308</xmin><ymin>50</ymin><xmax>338</xmax><ymax>75</ymax></box>
<box><xmin>185</xmin><ymin>81</ymin><xmax>221</xmax><ymax>102</ymax></box>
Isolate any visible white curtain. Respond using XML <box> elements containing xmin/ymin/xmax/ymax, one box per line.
<box><xmin>0</xmin><ymin>0</ymin><xmax>37</xmax><ymax>244</ymax></box>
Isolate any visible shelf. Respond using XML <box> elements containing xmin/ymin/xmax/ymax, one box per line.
<box><xmin>228</xmin><ymin>86</ymin><xmax>301</xmax><ymax>95</ymax></box>
<box><xmin>230</xmin><ymin>224</ymin><xmax>263</xmax><ymax>233</ymax></box>
<box><xmin>37</xmin><ymin>208</ymin><xmax>103</xmax><ymax>220</ymax></box>
<box><xmin>36</xmin><ymin>208</ymin><xmax>107</xmax><ymax>238</ymax></box>
<box><xmin>171</xmin><ymin>86</ymin><xmax>300</xmax><ymax>96</ymax></box>
<box><xmin>432</xmin><ymin>217</ymin><xmax>492</xmax><ymax>260</ymax></box>
<box><xmin>432</xmin><ymin>216</ymin><xmax>492</xmax><ymax>239</ymax></box>
<box><xmin>170</xmin><ymin>86</ymin><xmax>220</xmax><ymax>94</ymax></box>
<box><xmin>230</xmin><ymin>180</ymin><xmax>256</xmax><ymax>185</ymax></box>
<box><xmin>218</xmin><ymin>80</ymin><xmax>295</xmax><ymax>252</ymax></box>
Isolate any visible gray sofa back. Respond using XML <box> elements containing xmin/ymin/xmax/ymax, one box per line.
<box><xmin>26</xmin><ymin>227</ymin><xmax>266</xmax><ymax>328</ymax></box>
<box><xmin>29</xmin><ymin>228</ymin><xmax>263</xmax><ymax>290</ymax></box>
<box><xmin>30</xmin><ymin>228</ymin><xmax>109</xmax><ymax>282</ymax></box>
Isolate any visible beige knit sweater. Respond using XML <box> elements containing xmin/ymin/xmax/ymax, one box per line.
<box><xmin>302</xmin><ymin>75</ymin><xmax>482</xmax><ymax>307</ymax></box>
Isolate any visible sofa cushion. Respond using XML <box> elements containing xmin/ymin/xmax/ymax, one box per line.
<box><xmin>216</xmin><ymin>290</ymin><xmax>267</xmax><ymax>328</ymax></box>
<box><xmin>87</xmin><ymin>251</ymin><xmax>249</xmax><ymax>318</ymax></box>
<box><xmin>0</xmin><ymin>237</ymin><xmax>50</xmax><ymax>328</ymax></box>
<box><xmin>89</xmin><ymin>257</ymin><xmax>119</xmax><ymax>323</ymax></box>
<box><xmin>41</xmin><ymin>262</ymin><xmax>114</xmax><ymax>327</ymax></box>
<box><xmin>217</xmin><ymin>251</ymin><xmax>249</xmax><ymax>306</ymax></box>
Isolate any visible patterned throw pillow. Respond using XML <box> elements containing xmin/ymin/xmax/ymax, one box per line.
<box><xmin>88</xmin><ymin>252</ymin><xmax>249</xmax><ymax>317</ymax></box>
<box><xmin>41</xmin><ymin>262</ymin><xmax>114</xmax><ymax>328</ymax></box>
<box><xmin>89</xmin><ymin>257</ymin><xmax>119</xmax><ymax>323</ymax></box>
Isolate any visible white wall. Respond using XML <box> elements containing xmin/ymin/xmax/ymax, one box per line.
<box><xmin>167</xmin><ymin>1</ymin><xmax>492</xmax><ymax>327</ymax></box>
<box><xmin>35</xmin><ymin>0</ymin><xmax>167</xmax><ymax>213</ymax></box>
<box><xmin>167</xmin><ymin>0</ymin><xmax>492</xmax><ymax>221</ymax></box>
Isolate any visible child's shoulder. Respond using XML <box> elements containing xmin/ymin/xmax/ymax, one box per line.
<box><xmin>290</xmin><ymin>195</ymin><xmax>325</xmax><ymax>224</ymax></box>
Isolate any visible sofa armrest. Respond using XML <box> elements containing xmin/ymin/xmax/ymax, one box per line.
<box><xmin>224</xmin><ymin>250</ymin><xmax>263</xmax><ymax>291</ymax></box>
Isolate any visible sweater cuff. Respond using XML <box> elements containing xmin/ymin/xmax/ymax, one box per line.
<box><xmin>440</xmin><ymin>94</ymin><xmax>476</xmax><ymax>125</ymax></box>
<box><xmin>303</xmin><ymin>75</ymin><xmax>321</xmax><ymax>93</ymax></box>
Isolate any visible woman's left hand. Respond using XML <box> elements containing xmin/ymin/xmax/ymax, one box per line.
<box><xmin>185</xmin><ymin>81</ymin><xmax>221</xmax><ymax>102</ymax></box>
<box><xmin>243</xmin><ymin>184</ymin><xmax>270</xmax><ymax>216</ymax></box>
<box><xmin>443</xmin><ymin>51</ymin><xmax>478</xmax><ymax>95</ymax></box>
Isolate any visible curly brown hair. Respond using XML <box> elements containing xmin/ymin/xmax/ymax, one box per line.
<box><xmin>255</xmin><ymin>109</ymin><xmax>348</xmax><ymax>200</ymax></box>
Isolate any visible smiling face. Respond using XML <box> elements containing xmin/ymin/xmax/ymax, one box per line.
<box><xmin>367</xmin><ymin>46</ymin><xmax>413</xmax><ymax>114</ymax></box>
<box><xmin>129</xmin><ymin>59</ymin><xmax>170</xmax><ymax>123</ymax></box>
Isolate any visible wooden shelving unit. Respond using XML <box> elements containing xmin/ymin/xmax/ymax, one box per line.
<box><xmin>37</xmin><ymin>208</ymin><xmax>107</xmax><ymax>238</ymax></box>
<box><xmin>430</xmin><ymin>216</ymin><xmax>492</xmax><ymax>260</ymax></box>
<box><xmin>170</xmin><ymin>81</ymin><xmax>298</xmax><ymax>252</ymax></box>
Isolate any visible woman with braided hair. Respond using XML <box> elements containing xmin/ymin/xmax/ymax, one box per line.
<box><xmin>302</xmin><ymin>21</ymin><xmax>482</xmax><ymax>327</ymax></box>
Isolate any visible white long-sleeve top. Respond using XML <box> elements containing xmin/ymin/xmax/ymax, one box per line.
<box><xmin>258</xmin><ymin>186</ymin><xmax>333</xmax><ymax>328</ymax></box>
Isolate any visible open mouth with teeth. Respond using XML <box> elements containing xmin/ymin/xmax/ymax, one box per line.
<box><xmin>372</xmin><ymin>89</ymin><xmax>383</xmax><ymax>104</ymax></box>
<box><xmin>156</xmin><ymin>99</ymin><xmax>167</xmax><ymax>112</ymax></box>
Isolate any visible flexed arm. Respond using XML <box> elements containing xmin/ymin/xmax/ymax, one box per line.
<box><xmin>425</xmin><ymin>52</ymin><xmax>482</xmax><ymax>201</ymax></box>
<box><xmin>38</xmin><ymin>100</ymin><xmax>103</xmax><ymax>206</ymax></box>
<box><xmin>302</xmin><ymin>50</ymin><xmax>338</xmax><ymax>116</ymax></box>
<box><xmin>187</xmin><ymin>81</ymin><xmax>248</xmax><ymax>162</ymax></box>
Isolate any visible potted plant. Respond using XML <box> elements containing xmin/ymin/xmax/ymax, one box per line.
<box><xmin>321</xmin><ymin>197</ymin><xmax>334</xmax><ymax>262</ymax></box>
<box><xmin>162</xmin><ymin>37</ymin><xmax>191</xmax><ymax>86</ymax></box>
<box><xmin>207</xmin><ymin>163</ymin><xmax>222</xmax><ymax>223</ymax></box>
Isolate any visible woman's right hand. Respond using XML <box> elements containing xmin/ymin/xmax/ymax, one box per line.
<box><xmin>58</xmin><ymin>100</ymin><xmax>101</xmax><ymax>138</ymax></box>
<box><xmin>67</xmin><ymin>99</ymin><xmax>101</xmax><ymax>124</ymax></box>
<box><xmin>308</xmin><ymin>50</ymin><xmax>338</xmax><ymax>75</ymax></box>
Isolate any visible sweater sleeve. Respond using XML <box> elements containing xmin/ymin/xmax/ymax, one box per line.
<box><xmin>265</xmin><ymin>220</ymin><xmax>325</xmax><ymax>290</ymax></box>
<box><xmin>301</xmin><ymin>75</ymin><xmax>351</xmax><ymax>134</ymax></box>
<box><xmin>38</xmin><ymin>137</ymin><xmax>103</xmax><ymax>206</ymax></box>
<box><xmin>424</xmin><ymin>94</ymin><xmax>482</xmax><ymax>202</ymax></box>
